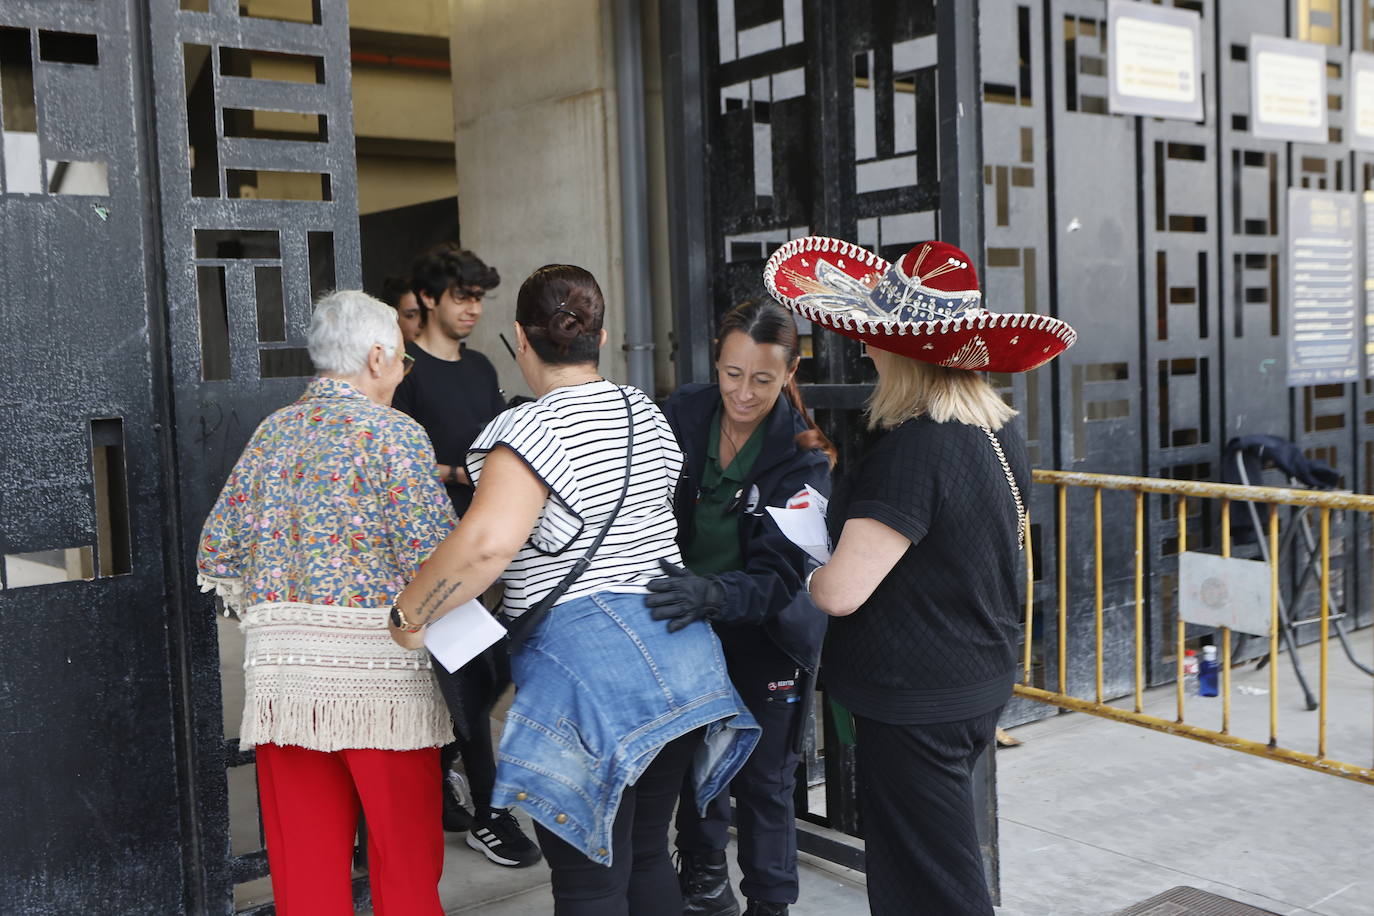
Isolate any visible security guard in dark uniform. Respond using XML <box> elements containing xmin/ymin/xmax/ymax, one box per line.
<box><xmin>646</xmin><ymin>300</ymin><xmax>834</xmax><ymax>916</ymax></box>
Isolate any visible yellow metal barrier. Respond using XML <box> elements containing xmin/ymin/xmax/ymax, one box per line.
<box><xmin>1017</xmin><ymin>470</ymin><xmax>1374</xmax><ymax>786</ymax></box>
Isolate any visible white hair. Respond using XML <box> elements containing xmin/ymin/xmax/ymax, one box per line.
<box><xmin>307</xmin><ymin>290</ymin><xmax>401</xmax><ymax>375</ymax></box>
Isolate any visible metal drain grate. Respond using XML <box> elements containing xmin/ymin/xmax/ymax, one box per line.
<box><xmin>1112</xmin><ymin>886</ymin><xmax>1281</xmax><ymax>916</ymax></box>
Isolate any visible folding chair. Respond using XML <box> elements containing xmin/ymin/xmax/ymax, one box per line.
<box><xmin>1222</xmin><ymin>436</ymin><xmax>1373</xmax><ymax>711</ymax></box>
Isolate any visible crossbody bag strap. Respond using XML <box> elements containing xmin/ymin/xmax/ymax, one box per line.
<box><xmin>505</xmin><ymin>386</ymin><xmax>636</xmax><ymax>648</ymax></box>
<box><xmin>982</xmin><ymin>426</ymin><xmax>1025</xmax><ymax>551</ymax></box>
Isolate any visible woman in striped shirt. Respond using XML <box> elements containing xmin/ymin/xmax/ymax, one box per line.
<box><xmin>390</xmin><ymin>265</ymin><xmax>759</xmax><ymax>916</ymax></box>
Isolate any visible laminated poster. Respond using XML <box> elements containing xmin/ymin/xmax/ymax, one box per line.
<box><xmin>1107</xmin><ymin>0</ymin><xmax>1203</xmax><ymax>122</ymax></box>
<box><xmin>1287</xmin><ymin>189</ymin><xmax>1359</xmax><ymax>386</ymax></box>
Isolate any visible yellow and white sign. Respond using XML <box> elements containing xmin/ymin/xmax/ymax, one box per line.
<box><xmin>1108</xmin><ymin>1</ymin><xmax>1203</xmax><ymax>121</ymax></box>
<box><xmin>1251</xmin><ymin>35</ymin><xmax>1328</xmax><ymax>143</ymax></box>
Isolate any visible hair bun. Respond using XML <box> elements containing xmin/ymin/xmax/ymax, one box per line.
<box><xmin>547</xmin><ymin>303</ymin><xmax>582</xmax><ymax>346</ymax></box>
<box><xmin>547</xmin><ymin>290</ymin><xmax>596</xmax><ymax>346</ymax></box>
<box><xmin>515</xmin><ymin>264</ymin><xmax>605</xmax><ymax>362</ymax></box>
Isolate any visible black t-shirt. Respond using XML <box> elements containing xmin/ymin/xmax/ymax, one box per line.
<box><xmin>391</xmin><ymin>341</ymin><xmax>505</xmax><ymax>515</ymax></box>
<box><xmin>822</xmin><ymin>416</ymin><xmax>1030</xmax><ymax>724</ymax></box>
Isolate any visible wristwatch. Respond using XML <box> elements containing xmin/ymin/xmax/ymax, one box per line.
<box><xmin>389</xmin><ymin>603</ymin><xmax>422</xmax><ymax>632</ymax></box>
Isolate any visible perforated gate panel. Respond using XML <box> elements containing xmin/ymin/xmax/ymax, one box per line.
<box><xmin>145</xmin><ymin>2</ymin><xmax>362</xmax><ymax>913</ymax></box>
<box><xmin>983</xmin><ymin>1</ymin><xmax>1374</xmax><ymax>704</ymax></box>
<box><xmin>661</xmin><ymin>0</ymin><xmax>994</xmax><ymax>876</ymax></box>
<box><xmin>4</xmin><ymin>1</ymin><xmax>362</xmax><ymax>909</ymax></box>
<box><xmin>664</xmin><ymin>1</ymin><xmax>1374</xmax><ymax>736</ymax></box>
<box><xmin>1038</xmin><ymin>0</ymin><xmax>1374</xmax><ymax>692</ymax></box>
<box><xmin>981</xmin><ymin>0</ymin><xmax>1061</xmax><ymax>720</ymax></box>
<box><xmin>0</xmin><ymin>2</ymin><xmax>185</xmax><ymax>913</ymax></box>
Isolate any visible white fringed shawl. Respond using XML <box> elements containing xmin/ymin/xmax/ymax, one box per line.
<box><xmin>201</xmin><ymin>575</ymin><xmax>453</xmax><ymax>752</ymax></box>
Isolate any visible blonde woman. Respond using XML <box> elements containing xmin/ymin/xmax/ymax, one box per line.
<box><xmin>764</xmin><ymin>238</ymin><xmax>1076</xmax><ymax>916</ymax></box>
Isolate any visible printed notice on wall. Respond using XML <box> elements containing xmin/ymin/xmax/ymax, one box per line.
<box><xmin>1107</xmin><ymin>1</ymin><xmax>1202</xmax><ymax>121</ymax></box>
<box><xmin>1251</xmin><ymin>35</ymin><xmax>1327</xmax><ymax>144</ymax></box>
<box><xmin>1287</xmin><ymin>189</ymin><xmax>1358</xmax><ymax>386</ymax></box>
<box><xmin>1352</xmin><ymin>53</ymin><xmax>1374</xmax><ymax>152</ymax></box>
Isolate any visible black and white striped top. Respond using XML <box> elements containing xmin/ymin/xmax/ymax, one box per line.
<box><xmin>468</xmin><ymin>380</ymin><xmax>685</xmax><ymax>617</ymax></box>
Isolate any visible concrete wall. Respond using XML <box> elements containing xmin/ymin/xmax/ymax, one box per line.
<box><xmin>351</xmin><ymin>0</ymin><xmax>448</xmax><ymax>36</ymax></box>
<box><xmin>238</xmin><ymin>0</ymin><xmax>460</xmax><ymax>215</ymax></box>
<box><xmin>350</xmin><ymin>0</ymin><xmax>457</xmax><ymax>215</ymax></box>
<box><xmin>351</xmin><ymin>63</ymin><xmax>454</xmax><ymax>146</ymax></box>
<box><xmin>451</xmin><ymin>0</ymin><xmax>660</xmax><ymax>398</ymax></box>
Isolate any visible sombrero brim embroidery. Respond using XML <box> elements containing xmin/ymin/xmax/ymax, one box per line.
<box><xmin>764</xmin><ymin>236</ymin><xmax>1077</xmax><ymax>373</ymax></box>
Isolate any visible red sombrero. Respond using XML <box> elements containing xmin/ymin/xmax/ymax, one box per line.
<box><xmin>763</xmin><ymin>237</ymin><xmax>1076</xmax><ymax>372</ymax></box>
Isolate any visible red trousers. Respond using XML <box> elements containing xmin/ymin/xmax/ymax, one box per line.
<box><xmin>255</xmin><ymin>743</ymin><xmax>445</xmax><ymax>916</ymax></box>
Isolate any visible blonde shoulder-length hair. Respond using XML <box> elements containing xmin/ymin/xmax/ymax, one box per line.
<box><xmin>866</xmin><ymin>349</ymin><xmax>1017</xmax><ymax>431</ymax></box>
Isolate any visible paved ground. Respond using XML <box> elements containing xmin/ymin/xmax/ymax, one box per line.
<box><xmin>427</xmin><ymin>821</ymin><xmax>870</xmax><ymax>915</ymax></box>
<box><xmin>995</xmin><ymin>627</ymin><xmax>1373</xmax><ymax>916</ymax></box>
<box><xmin>412</xmin><ymin>629</ymin><xmax>1372</xmax><ymax>915</ymax></box>
<box><xmin>217</xmin><ymin>614</ymin><xmax>1370</xmax><ymax>915</ymax></box>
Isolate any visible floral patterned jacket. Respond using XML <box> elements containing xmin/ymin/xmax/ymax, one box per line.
<box><xmin>197</xmin><ymin>377</ymin><xmax>456</xmax><ymax>610</ymax></box>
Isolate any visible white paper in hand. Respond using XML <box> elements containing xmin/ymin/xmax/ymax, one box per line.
<box><xmin>423</xmin><ymin>599</ymin><xmax>507</xmax><ymax>673</ymax></box>
<box><xmin>765</xmin><ymin>482</ymin><xmax>832</xmax><ymax>564</ymax></box>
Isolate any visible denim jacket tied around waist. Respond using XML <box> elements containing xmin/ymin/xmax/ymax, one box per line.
<box><xmin>490</xmin><ymin>591</ymin><xmax>760</xmax><ymax>865</ymax></box>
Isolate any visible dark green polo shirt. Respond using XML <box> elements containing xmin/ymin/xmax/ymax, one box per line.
<box><xmin>682</xmin><ymin>405</ymin><xmax>767</xmax><ymax>576</ymax></box>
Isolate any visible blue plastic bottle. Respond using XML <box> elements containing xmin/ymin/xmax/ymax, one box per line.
<box><xmin>1199</xmin><ymin>644</ymin><xmax>1219</xmax><ymax>697</ymax></box>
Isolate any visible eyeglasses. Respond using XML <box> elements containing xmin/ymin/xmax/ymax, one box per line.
<box><xmin>379</xmin><ymin>343</ymin><xmax>416</xmax><ymax>376</ymax></box>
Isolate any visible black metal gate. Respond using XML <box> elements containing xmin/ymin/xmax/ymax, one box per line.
<box><xmin>146</xmin><ymin>2</ymin><xmax>362</xmax><ymax>912</ymax></box>
<box><xmin>1007</xmin><ymin>0</ymin><xmax>1374</xmax><ymax>711</ymax></box>
<box><xmin>660</xmin><ymin>0</ymin><xmax>998</xmax><ymax>887</ymax></box>
<box><xmin>660</xmin><ymin>0</ymin><xmax>1374</xmax><ymax>894</ymax></box>
<box><xmin>1</xmin><ymin>1</ymin><xmax>359</xmax><ymax>913</ymax></box>
<box><xmin>0</xmin><ymin>2</ymin><xmax>184</xmax><ymax>913</ymax></box>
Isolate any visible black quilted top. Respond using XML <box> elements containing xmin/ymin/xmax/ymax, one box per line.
<box><xmin>822</xmin><ymin>415</ymin><xmax>1029</xmax><ymax>724</ymax></box>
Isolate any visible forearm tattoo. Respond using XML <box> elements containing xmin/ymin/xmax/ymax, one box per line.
<box><xmin>413</xmin><ymin>577</ymin><xmax>463</xmax><ymax>625</ymax></box>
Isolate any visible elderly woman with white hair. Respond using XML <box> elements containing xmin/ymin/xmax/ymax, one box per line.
<box><xmin>196</xmin><ymin>290</ymin><xmax>456</xmax><ymax>915</ymax></box>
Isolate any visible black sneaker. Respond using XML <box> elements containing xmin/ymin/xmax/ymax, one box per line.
<box><xmin>466</xmin><ymin>807</ymin><xmax>542</xmax><ymax>868</ymax></box>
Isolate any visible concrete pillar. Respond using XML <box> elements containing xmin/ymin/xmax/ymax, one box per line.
<box><xmin>450</xmin><ymin>0</ymin><xmax>629</xmax><ymax>399</ymax></box>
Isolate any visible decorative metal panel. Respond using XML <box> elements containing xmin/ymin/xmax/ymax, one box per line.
<box><xmin>980</xmin><ymin>0</ymin><xmax>1060</xmax><ymax>724</ymax></box>
<box><xmin>663</xmin><ymin>0</ymin><xmax>995</xmax><ymax>884</ymax></box>
<box><xmin>144</xmin><ymin>0</ymin><xmax>361</xmax><ymax>911</ymax></box>
<box><xmin>1141</xmin><ymin>0</ymin><xmax>1223</xmax><ymax>690</ymax></box>
<box><xmin>0</xmin><ymin>1</ymin><xmax>185</xmax><ymax>913</ymax></box>
<box><xmin>665</xmin><ymin>0</ymin><xmax>1374</xmax><ymax>736</ymax></box>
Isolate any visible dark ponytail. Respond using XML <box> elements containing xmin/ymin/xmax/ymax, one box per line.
<box><xmin>716</xmin><ymin>299</ymin><xmax>837</xmax><ymax>468</ymax></box>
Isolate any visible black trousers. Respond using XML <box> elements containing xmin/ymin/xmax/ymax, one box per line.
<box><xmin>535</xmin><ymin>728</ymin><xmax>702</xmax><ymax>916</ymax></box>
<box><xmin>433</xmin><ymin>644</ymin><xmax>508</xmax><ymax>810</ymax></box>
<box><xmin>676</xmin><ymin>639</ymin><xmax>803</xmax><ymax>904</ymax></box>
<box><xmin>854</xmin><ymin>708</ymin><xmax>1003</xmax><ymax>916</ymax></box>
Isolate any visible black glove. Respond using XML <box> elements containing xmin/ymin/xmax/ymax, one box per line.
<box><xmin>645</xmin><ymin>559</ymin><xmax>726</xmax><ymax>632</ymax></box>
